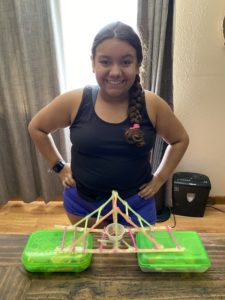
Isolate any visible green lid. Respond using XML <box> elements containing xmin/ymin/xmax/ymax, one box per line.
<box><xmin>136</xmin><ymin>231</ymin><xmax>211</xmax><ymax>272</ymax></box>
<box><xmin>21</xmin><ymin>229</ymin><xmax>93</xmax><ymax>272</ymax></box>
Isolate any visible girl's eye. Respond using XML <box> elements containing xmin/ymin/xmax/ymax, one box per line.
<box><xmin>122</xmin><ymin>60</ymin><xmax>132</xmax><ymax>66</ymax></box>
<box><xmin>99</xmin><ymin>60</ymin><xmax>110</xmax><ymax>65</ymax></box>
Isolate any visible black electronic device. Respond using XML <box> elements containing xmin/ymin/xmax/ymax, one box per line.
<box><xmin>172</xmin><ymin>172</ymin><xmax>211</xmax><ymax>217</ymax></box>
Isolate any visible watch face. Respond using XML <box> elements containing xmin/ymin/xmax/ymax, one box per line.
<box><xmin>52</xmin><ymin>160</ymin><xmax>65</xmax><ymax>173</ymax></box>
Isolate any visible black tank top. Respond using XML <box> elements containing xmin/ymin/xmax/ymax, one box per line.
<box><xmin>70</xmin><ymin>86</ymin><xmax>156</xmax><ymax>201</ymax></box>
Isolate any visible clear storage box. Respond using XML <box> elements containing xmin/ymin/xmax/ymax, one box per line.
<box><xmin>21</xmin><ymin>229</ymin><xmax>93</xmax><ymax>272</ymax></box>
<box><xmin>136</xmin><ymin>231</ymin><xmax>211</xmax><ymax>272</ymax></box>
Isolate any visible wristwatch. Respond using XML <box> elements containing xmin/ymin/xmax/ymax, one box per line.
<box><xmin>52</xmin><ymin>160</ymin><xmax>65</xmax><ymax>173</ymax></box>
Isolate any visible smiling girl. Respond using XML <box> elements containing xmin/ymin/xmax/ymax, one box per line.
<box><xmin>28</xmin><ymin>22</ymin><xmax>189</xmax><ymax>227</ymax></box>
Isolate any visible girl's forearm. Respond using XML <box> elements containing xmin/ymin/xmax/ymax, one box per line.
<box><xmin>29</xmin><ymin>128</ymin><xmax>63</xmax><ymax>167</ymax></box>
<box><xmin>154</xmin><ymin>139</ymin><xmax>189</xmax><ymax>183</ymax></box>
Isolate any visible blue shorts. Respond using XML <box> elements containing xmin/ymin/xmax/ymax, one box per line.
<box><xmin>63</xmin><ymin>187</ymin><xmax>156</xmax><ymax>226</ymax></box>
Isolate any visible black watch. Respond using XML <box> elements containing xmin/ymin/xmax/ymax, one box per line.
<box><xmin>52</xmin><ymin>160</ymin><xmax>65</xmax><ymax>173</ymax></box>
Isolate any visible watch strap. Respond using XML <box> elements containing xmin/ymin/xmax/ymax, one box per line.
<box><xmin>52</xmin><ymin>160</ymin><xmax>65</xmax><ymax>173</ymax></box>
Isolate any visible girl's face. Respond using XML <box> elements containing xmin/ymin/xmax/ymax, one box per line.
<box><xmin>92</xmin><ymin>38</ymin><xmax>140</xmax><ymax>99</ymax></box>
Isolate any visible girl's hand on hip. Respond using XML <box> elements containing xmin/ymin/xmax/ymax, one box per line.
<box><xmin>58</xmin><ymin>163</ymin><xmax>76</xmax><ymax>188</ymax></box>
<box><xmin>138</xmin><ymin>175</ymin><xmax>164</xmax><ymax>199</ymax></box>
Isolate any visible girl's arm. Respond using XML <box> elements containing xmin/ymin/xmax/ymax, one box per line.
<box><xmin>28</xmin><ymin>89</ymin><xmax>83</xmax><ymax>187</ymax></box>
<box><xmin>139</xmin><ymin>91</ymin><xmax>189</xmax><ymax>199</ymax></box>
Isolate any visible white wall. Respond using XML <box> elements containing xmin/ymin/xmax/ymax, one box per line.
<box><xmin>173</xmin><ymin>0</ymin><xmax>225</xmax><ymax>196</ymax></box>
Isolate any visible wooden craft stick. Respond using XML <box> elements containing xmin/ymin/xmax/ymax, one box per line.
<box><xmin>127</xmin><ymin>227</ymin><xmax>137</xmax><ymax>251</ymax></box>
<box><xmin>166</xmin><ymin>225</ymin><xmax>182</xmax><ymax>249</ymax></box>
<box><xmin>61</xmin><ymin>226</ymin><xmax>67</xmax><ymax>251</ymax></box>
<box><xmin>99</xmin><ymin>227</ymin><xmax>106</xmax><ymax>253</ymax></box>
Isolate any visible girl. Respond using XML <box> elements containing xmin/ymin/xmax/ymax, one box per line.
<box><xmin>28</xmin><ymin>22</ymin><xmax>189</xmax><ymax>227</ymax></box>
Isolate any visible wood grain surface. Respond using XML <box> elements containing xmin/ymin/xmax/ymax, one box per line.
<box><xmin>0</xmin><ymin>201</ymin><xmax>225</xmax><ymax>234</ymax></box>
<box><xmin>0</xmin><ymin>233</ymin><xmax>224</xmax><ymax>300</ymax></box>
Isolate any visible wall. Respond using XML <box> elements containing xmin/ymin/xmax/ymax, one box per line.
<box><xmin>173</xmin><ymin>0</ymin><xmax>225</xmax><ymax>196</ymax></box>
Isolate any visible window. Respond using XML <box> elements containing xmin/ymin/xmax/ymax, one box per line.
<box><xmin>59</xmin><ymin>0</ymin><xmax>137</xmax><ymax>90</ymax></box>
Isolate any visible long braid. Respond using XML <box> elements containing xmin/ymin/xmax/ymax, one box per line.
<box><xmin>125</xmin><ymin>75</ymin><xmax>145</xmax><ymax>147</ymax></box>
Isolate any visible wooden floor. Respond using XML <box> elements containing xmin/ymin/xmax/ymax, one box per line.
<box><xmin>0</xmin><ymin>200</ymin><xmax>224</xmax><ymax>234</ymax></box>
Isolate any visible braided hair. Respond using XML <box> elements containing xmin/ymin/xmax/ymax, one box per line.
<box><xmin>91</xmin><ymin>21</ymin><xmax>146</xmax><ymax>147</ymax></box>
<box><xmin>125</xmin><ymin>74</ymin><xmax>145</xmax><ymax>147</ymax></box>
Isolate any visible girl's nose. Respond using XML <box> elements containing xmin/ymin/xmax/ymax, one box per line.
<box><xmin>109</xmin><ymin>64</ymin><xmax>122</xmax><ymax>76</ymax></box>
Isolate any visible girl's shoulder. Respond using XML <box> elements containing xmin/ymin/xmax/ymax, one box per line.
<box><xmin>143</xmin><ymin>90</ymin><xmax>161</xmax><ymax>127</ymax></box>
<box><xmin>144</xmin><ymin>90</ymin><xmax>173</xmax><ymax>128</ymax></box>
<box><xmin>144</xmin><ymin>90</ymin><xmax>165</xmax><ymax>107</ymax></box>
<box><xmin>55</xmin><ymin>88</ymin><xmax>84</xmax><ymax>124</ymax></box>
<box><xmin>57</xmin><ymin>88</ymin><xmax>84</xmax><ymax>104</ymax></box>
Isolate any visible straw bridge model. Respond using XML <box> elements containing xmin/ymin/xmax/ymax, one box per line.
<box><xmin>54</xmin><ymin>190</ymin><xmax>184</xmax><ymax>254</ymax></box>
<box><xmin>21</xmin><ymin>190</ymin><xmax>211</xmax><ymax>273</ymax></box>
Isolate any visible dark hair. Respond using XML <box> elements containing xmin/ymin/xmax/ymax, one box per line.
<box><xmin>92</xmin><ymin>22</ymin><xmax>146</xmax><ymax>147</ymax></box>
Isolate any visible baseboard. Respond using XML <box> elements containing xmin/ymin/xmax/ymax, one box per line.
<box><xmin>9</xmin><ymin>196</ymin><xmax>63</xmax><ymax>202</ymax></box>
<box><xmin>208</xmin><ymin>196</ymin><xmax>225</xmax><ymax>205</ymax></box>
<box><xmin>8</xmin><ymin>195</ymin><xmax>225</xmax><ymax>205</ymax></box>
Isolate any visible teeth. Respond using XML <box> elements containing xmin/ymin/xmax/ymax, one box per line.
<box><xmin>107</xmin><ymin>80</ymin><xmax>123</xmax><ymax>85</ymax></box>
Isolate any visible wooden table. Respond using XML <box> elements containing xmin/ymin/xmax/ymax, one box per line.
<box><xmin>0</xmin><ymin>233</ymin><xmax>225</xmax><ymax>300</ymax></box>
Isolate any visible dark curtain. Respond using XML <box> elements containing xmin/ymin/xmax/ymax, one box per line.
<box><xmin>0</xmin><ymin>0</ymin><xmax>67</xmax><ymax>204</ymax></box>
<box><xmin>137</xmin><ymin>0</ymin><xmax>174</xmax><ymax>212</ymax></box>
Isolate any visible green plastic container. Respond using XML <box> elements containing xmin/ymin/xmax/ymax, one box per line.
<box><xmin>136</xmin><ymin>231</ymin><xmax>211</xmax><ymax>272</ymax></box>
<box><xmin>21</xmin><ymin>229</ymin><xmax>93</xmax><ymax>272</ymax></box>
